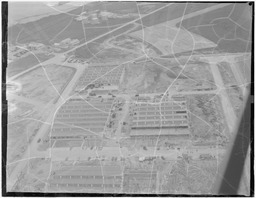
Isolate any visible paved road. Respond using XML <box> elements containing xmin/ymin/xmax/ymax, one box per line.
<box><xmin>119</xmin><ymin>89</ymin><xmax>219</xmax><ymax>99</ymax></box>
<box><xmin>207</xmin><ymin>57</ymin><xmax>237</xmax><ymax>134</ymax></box>
<box><xmin>49</xmin><ymin>145</ymin><xmax>226</xmax><ymax>162</ymax></box>
<box><xmin>229</xmin><ymin>56</ymin><xmax>248</xmax><ymax>97</ymax></box>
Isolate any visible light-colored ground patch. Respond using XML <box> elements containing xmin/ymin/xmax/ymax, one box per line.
<box><xmin>129</xmin><ymin>21</ymin><xmax>217</xmax><ymax>55</ymax></box>
<box><xmin>14</xmin><ymin>65</ymin><xmax>75</xmax><ymax>103</ymax></box>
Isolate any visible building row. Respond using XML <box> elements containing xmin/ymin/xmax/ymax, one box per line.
<box><xmin>48</xmin><ymin>165</ymin><xmax>123</xmax><ymax>192</ymax></box>
<box><xmin>130</xmin><ymin>96</ymin><xmax>190</xmax><ymax>138</ymax></box>
<box><xmin>47</xmin><ymin>165</ymin><xmax>158</xmax><ymax>193</ymax></box>
<box><xmin>51</xmin><ymin>98</ymin><xmax>114</xmax><ymax>141</ymax></box>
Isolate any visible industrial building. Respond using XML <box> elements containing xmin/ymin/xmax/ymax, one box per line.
<box><xmin>130</xmin><ymin>96</ymin><xmax>190</xmax><ymax>138</ymax></box>
<box><xmin>48</xmin><ymin>165</ymin><xmax>123</xmax><ymax>192</ymax></box>
<box><xmin>51</xmin><ymin>97</ymin><xmax>114</xmax><ymax>146</ymax></box>
<box><xmin>75</xmin><ymin>64</ymin><xmax>124</xmax><ymax>92</ymax></box>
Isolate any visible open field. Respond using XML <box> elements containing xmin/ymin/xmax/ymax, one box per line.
<box><xmin>7</xmin><ymin>53</ymin><xmax>54</xmax><ymax>78</ymax></box>
<box><xmin>137</xmin><ymin>3</ymin><xmax>217</xmax><ymax>28</ymax></box>
<box><xmin>130</xmin><ymin>20</ymin><xmax>216</xmax><ymax>55</ymax></box>
<box><xmin>179</xmin><ymin>3</ymin><xmax>252</xmax><ymax>53</ymax></box>
<box><xmin>7</xmin><ymin>120</ymin><xmax>42</xmax><ymax>165</ymax></box>
<box><xmin>14</xmin><ymin>65</ymin><xmax>75</xmax><ymax>103</ymax></box>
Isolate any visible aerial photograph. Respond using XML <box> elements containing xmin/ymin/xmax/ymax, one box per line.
<box><xmin>3</xmin><ymin>1</ymin><xmax>252</xmax><ymax>196</ymax></box>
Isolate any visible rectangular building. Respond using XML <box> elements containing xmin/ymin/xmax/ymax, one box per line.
<box><xmin>48</xmin><ymin>165</ymin><xmax>123</xmax><ymax>193</ymax></box>
<box><xmin>130</xmin><ymin>96</ymin><xmax>189</xmax><ymax>137</ymax></box>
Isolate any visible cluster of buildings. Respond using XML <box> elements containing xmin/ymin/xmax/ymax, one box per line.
<box><xmin>66</xmin><ymin>55</ymin><xmax>87</xmax><ymax>64</ymax></box>
<box><xmin>26</xmin><ymin>42</ymin><xmax>45</xmax><ymax>50</ymax></box>
<box><xmin>51</xmin><ymin>97</ymin><xmax>114</xmax><ymax>148</ymax></box>
<box><xmin>46</xmin><ymin>61</ymin><xmax>192</xmax><ymax>193</ymax></box>
<box><xmin>8</xmin><ymin>42</ymin><xmax>52</xmax><ymax>62</ymax></box>
<box><xmin>75</xmin><ymin>63</ymin><xmax>124</xmax><ymax>92</ymax></box>
<box><xmin>129</xmin><ymin>96</ymin><xmax>190</xmax><ymax>139</ymax></box>
<box><xmin>8</xmin><ymin>45</ymin><xmax>29</xmax><ymax>60</ymax></box>
<box><xmin>48</xmin><ymin>165</ymin><xmax>123</xmax><ymax>192</ymax></box>
<box><xmin>47</xmin><ymin>165</ymin><xmax>158</xmax><ymax>193</ymax></box>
